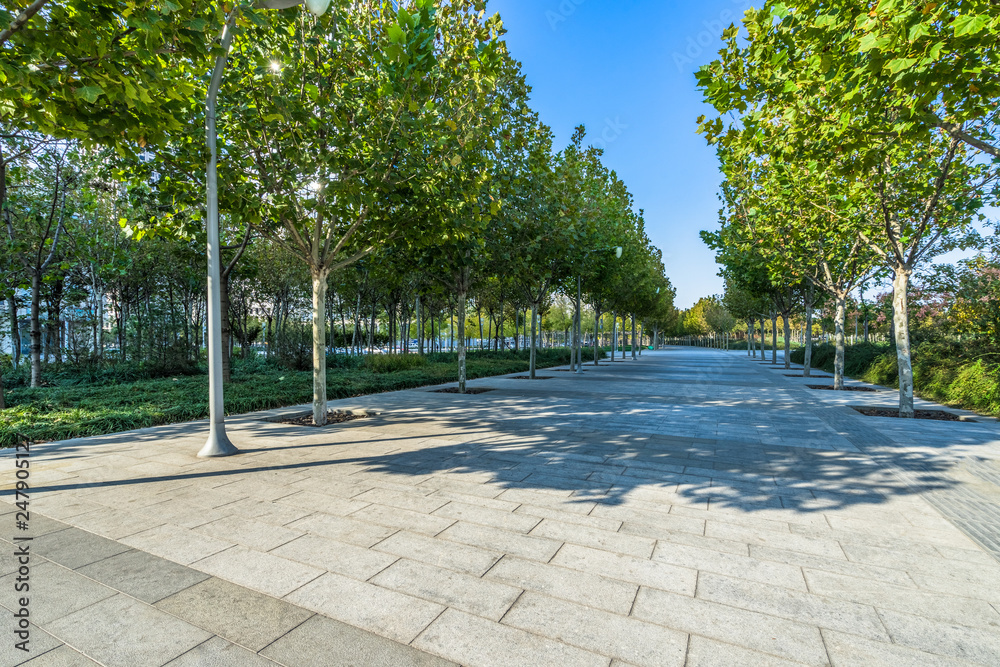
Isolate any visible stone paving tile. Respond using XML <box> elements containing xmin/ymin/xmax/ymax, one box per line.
<box><xmin>192</xmin><ymin>545</ymin><xmax>324</xmax><ymax>598</ymax></box>
<box><xmin>631</xmin><ymin>587</ymin><xmax>829</xmax><ymax>665</ymax></box>
<box><xmin>349</xmin><ymin>503</ymin><xmax>456</xmax><ymax>536</ymax></box>
<box><xmin>120</xmin><ymin>523</ymin><xmax>235</xmax><ymax>565</ymax></box>
<box><xmin>29</xmin><ymin>526</ymin><xmax>131</xmax><ymax>569</ymax></box>
<box><xmin>285</xmin><ymin>511</ymin><xmax>398</xmax><ymax>547</ymax></box>
<box><xmin>156</xmin><ymin>577</ymin><xmax>314</xmax><ymax>652</ymax></box>
<box><xmin>439</xmin><ymin>521</ymin><xmax>562</xmax><ymax>562</ymax></box>
<box><xmin>0</xmin><ymin>624</ymin><xmax>63</xmax><ymax>666</ymax></box>
<box><xmin>550</xmin><ymin>543</ymin><xmax>696</xmax><ymax>595</ymax></box>
<box><xmin>46</xmin><ymin>594</ymin><xmax>212</xmax><ymax>667</ymax></box>
<box><xmin>194</xmin><ymin>515</ymin><xmax>303</xmax><ymax>551</ymax></box>
<box><xmin>285</xmin><ymin>571</ymin><xmax>445</xmax><ymax>644</ymax></box>
<box><xmin>163</xmin><ymin>636</ymin><xmax>280</xmax><ymax>666</ymax></box>
<box><xmin>371</xmin><ymin>529</ymin><xmax>502</xmax><ymax>576</ymax></box>
<box><xmin>20</xmin><ymin>644</ymin><xmax>102</xmax><ymax>666</ymax></box>
<box><xmin>412</xmin><ymin>608</ymin><xmax>610</xmax><ymax>667</ymax></box>
<box><xmin>502</xmin><ymin>591</ymin><xmax>687</xmax><ymax>667</ymax></box>
<box><xmin>270</xmin><ymin>534</ymin><xmax>398</xmax><ymax>580</ymax></box>
<box><xmin>433</xmin><ymin>500</ymin><xmax>542</xmax><ymax>533</ymax></box>
<box><xmin>0</xmin><ymin>559</ymin><xmax>117</xmax><ymax>625</ymax></box>
<box><xmin>485</xmin><ymin>556</ymin><xmax>637</xmax><ymax>615</ymax></box>
<box><xmin>651</xmin><ymin>539</ymin><xmax>808</xmax><ymax>591</ymax></box>
<box><xmin>371</xmin><ymin>558</ymin><xmax>521</xmax><ymax>621</ymax></box>
<box><xmin>261</xmin><ymin>615</ymin><xmax>456</xmax><ymax>667</ymax></box>
<box><xmin>819</xmin><ymin>629</ymin><xmax>974</xmax><ymax>667</ymax></box>
<box><xmin>876</xmin><ymin>608</ymin><xmax>1000</xmax><ymax>664</ymax></box>
<box><xmin>78</xmin><ymin>549</ymin><xmax>209</xmax><ymax>603</ymax></box>
<box><xmin>684</xmin><ymin>636</ymin><xmax>810</xmax><ymax>667</ymax></box>
<box><xmin>530</xmin><ymin>519</ymin><xmax>656</xmax><ymax>558</ymax></box>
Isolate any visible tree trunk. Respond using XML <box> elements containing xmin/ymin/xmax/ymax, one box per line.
<box><xmin>771</xmin><ymin>314</ymin><xmax>778</xmax><ymax>364</ymax></box>
<box><xmin>631</xmin><ymin>315</ymin><xmax>637</xmax><ymax>360</ymax></box>
<box><xmin>457</xmin><ymin>288</ymin><xmax>468</xmax><ymax>393</ymax></box>
<box><xmin>7</xmin><ymin>296</ymin><xmax>20</xmax><ymax>367</ymax></box>
<box><xmin>804</xmin><ymin>286</ymin><xmax>814</xmax><ymax>377</ymax></box>
<box><xmin>29</xmin><ymin>273</ymin><xmax>42</xmax><ymax>387</ymax></box>
<box><xmin>529</xmin><ymin>301</ymin><xmax>538</xmax><ymax>379</ymax></box>
<box><xmin>783</xmin><ymin>312</ymin><xmax>792</xmax><ymax>370</ymax></box>
<box><xmin>311</xmin><ymin>268</ymin><xmax>330</xmax><ymax>426</ymax></box>
<box><xmin>759</xmin><ymin>318</ymin><xmax>765</xmax><ymax>360</ymax></box>
<box><xmin>747</xmin><ymin>320</ymin><xmax>754</xmax><ymax>357</ymax></box>
<box><xmin>593</xmin><ymin>308</ymin><xmax>602</xmax><ymax>366</ymax></box>
<box><xmin>416</xmin><ymin>296</ymin><xmax>423</xmax><ymax>355</ymax></box>
<box><xmin>834</xmin><ymin>294</ymin><xmax>847</xmax><ymax>390</ymax></box>
<box><xmin>220</xmin><ymin>272</ymin><xmax>232</xmax><ymax>382</ymax></box>
<box><xmin>892</xmin><ymin>270</ymin><xmax>915</xmax><ymax>418</ymax></box>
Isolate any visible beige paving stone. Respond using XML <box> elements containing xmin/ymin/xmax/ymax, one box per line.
<box><xmin>621</xmin><ymin>522</ymin><xmax>750</xmax><ymax>556</ymax></box>
<box><xmin>285</xmin><ymin>571</ymin><xmax>445</xmax><ymax>644</ymax></box>
<box><xmin>353</xmin><ymin>487</ymin><xmax>450</xmax><ymax>514</ymax></box>
<box><xmin>876</xmin><ymin>608</ymin><xmax>1000</xmax><ymax>664</ymax></box>
<box><xmin>0</xmin><ymin>560</ymin><xmax>116</xmax><ymax>624</ymax></box>
<box><xmin>21</xmin><ymin>644</ymin><xmax>102</xmax><ymax>665</ymax></box>
<box><xmin>530</xmin><ymin>519</ymin><xmax>655</xmax><ymax>558</ymax></box>
<box><xmin>591</xmin><ymin>503</ymin><xmax>706</xmax><ymax>536</ymax></box>
<box><xmin>371</xmin><ymin>558</ymin><xmax>521</xmax><ymax>621</ymax></box>
<box><xmin>372</xmin><ymin>530</ymin><xmax>501</xmax><ymax>576</ymax></box>
<box><xmin>705</xmin><ymin>521</ymin><xmax>846</xmax><ymax>559</ymax></box>
<box><xmin>164</xmin><ymin>636</ymin><xmax>279</xmax><ymax>666</ymax></box>
<box><xmin>803</xmin><ymin>569</ymin><xmax>1000</xmax><ymax>630</ymax></box>
<box><xmin>349</xmin><ymin>503</ymin><xmax>456</xmax><ymax>536</ymax></box>
<box><xmin>502</xmin><ymin>591</ymin><xmax>687</xmax><ymax>667</ymax></box>
<box><xmin>439</xmin><ymin>521</ymin><xmax>562</xmax><ymax>562</ymax></box>
<box><xmin>485</xmin><ymin>556</ymin><xmax>637</xmax><ymax>615</ymax></box>
<box><xmin>194</xmin><ymin>515</ymin><xmax>302</xmax><ymax>551</ymax></box>
<box><xmin>696</xmin><ymin>572</ymin><xmax>890</xmax><ymax>640</ymax></box>
<box><xmin>121</xmin><ymin>523</ymin><xmax>234</xmax><ymax>565</ymax></box>
<box><xmin>820</xmin><ymin>629</ymin><xmax>973</xmax><ymax>667</ymax></box>
<box><xmin>412</xmin><ymin>608</ymin><xmax>610</xmax><ymax>667</ymax></box>
<box><xmin>275</xmin><ymin>489</ymin><xmax>373</xmax><ymax>516</ymax></box>
<box><xmin>218</xmin><ymin>497</ymin><xmax>314</xmax><ymax>526</ymax></box>
<box><xmin>433</xmin><ymin>500</ymin><xmax>541</xmax><ymax>533</ymax></box>
<box><xmin>286</xmin><ymin>511</ymin><xmax>398</xmax><ymax>547</ymax></box>
<box><xmin>192</xmin><ymin>545</ymin><xmax>323</xmax><ymax>598</ymax></box>
<box><xmin>271</xmin><ymin>534</ymin><xmax>398</xmax><ymax>580</ymax></box>
<box><xmin>67</xmin><ymin>507</ymin><xmax>166</xmax><ymax>540</ymax></box>
<box><xmin>631</xmin><ymin>587</ymin><xmax>829</xmax><ymax>666</ymax></box>
<box><xmin>551</xmin><ymin>543</ymin><xmax>696</xmax><ymax>595</ymax></box>
<box><xmin>496</xmin><ymin>487</ymin><xmax>596</xmax><ymax>514</ymax></box>
<box><xmin>685</xmin><ymin>636</ymin><xmax>810</xmax><ymax>667</ymax></box>
<box><xmin>651</xmin><ymin>540</ymin><xmax>808</xmax><ymax>591</ymax></box>
<box><xmin>513</xmin><ymin>503</ymin><xmax>623</xmax><ymax>532</ymax></box>
<box><xmin>748</xmin><ymin>544</ymin><xmax>915</xmax><ymax>587</ymax></box>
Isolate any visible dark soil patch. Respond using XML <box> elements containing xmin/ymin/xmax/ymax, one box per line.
<box><xmin>509</xmin><ymin>376</ymin><xmax>554</xmax><ymax>380</ymax></box>
<box><xmin>851</xmin><ymin>406</ymin><xmax>974</xmax><ymax>422</ymax></box>
<box><xmin>807</xmin><ymin>384</ymin><xmax>880</xmax><ymax>392</ymax></box>
<box><xmin>785</xmin><ymin>374</ymin><xmax>833</xmax><ymax>379</ymax></box>
<box><xmin>274</xmin><ymin>411</ymin><xmax>370</xmax><ymax>427</ymax></box>
<box><xmin>432</xmin><ymin>387</ymin><xmax>496</xmax><ymax>394</ymax></box>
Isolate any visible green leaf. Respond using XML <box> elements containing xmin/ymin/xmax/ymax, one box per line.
<box><xmin>75</xmin><ymin>85</ymin><xmax>105</xmax><ymax>103</ymax></box>
<box><xmin>953</xmin><ymin>15</ymin><xmax>988</xmax><ymax>36</ymax></box>
<box><xmin>387</xmin><ymin>24</ymin><xmax>405</xmax><ymax>44</ymax></box>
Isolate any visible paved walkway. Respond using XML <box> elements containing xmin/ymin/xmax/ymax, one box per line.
<box><xmin>3</xmin><ymin>348</ymin><xmax>1000</xmax><ymax>666</ymax></box>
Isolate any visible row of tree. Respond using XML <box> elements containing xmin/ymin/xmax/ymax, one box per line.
<box><xmin>695</xmin><ymin>0</ymin><xmax>999</xmax><ymax>416</ymax></box>
<box><xmin>1</xmin><ymin>1</ymin><xmax>675</xmax><ymax>420</ymax></box>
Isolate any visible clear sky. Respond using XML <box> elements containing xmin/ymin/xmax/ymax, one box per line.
<box><xmin>486</xmin><ymin>0</ymin><xmax>757</xmax><ymax>308</ymax></box>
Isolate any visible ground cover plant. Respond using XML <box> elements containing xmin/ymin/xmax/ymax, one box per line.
<box><xmin>0</xmin><ymin>349</ymin><xmax>581</xmax><ymax>447</ymax></box>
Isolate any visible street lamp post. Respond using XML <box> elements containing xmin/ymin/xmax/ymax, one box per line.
<box><xmin>198</xmin><ymin>0</ymin><xmax>331</xmax><ymax>458</ymax></box>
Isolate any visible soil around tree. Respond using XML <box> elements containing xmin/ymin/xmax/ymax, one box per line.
<box><xmin>509</xmin><ymin>376</ymin><xmax>554</xmax><ymax>380</ymax></box>
<box><xmin>807</xmin><ymin>384</ymin><xmax>880</xmax><ymax>392</ymax></box>
<box><xmin>851</xmin><ymin>406</ymin><xmax>974</xmax><ymax>422</ymax></box>
<box><xmin>273</xmin><ymin>411</ymin><xmax>371</xmax><ymax>427</ymax></box>
<box><xmin>786</xmin><ymin>373</ymin><xmax>833</xmax><ymax>378</ymax></box>
<box><xmin>432</xmin><ymin>387</ymin><xmax>496</xmax><ymax>394</ymax></box>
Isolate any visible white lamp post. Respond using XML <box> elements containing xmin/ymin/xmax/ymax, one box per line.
<box><xmin>199</xmin><ymin>0</ymin><xmax>331</xmax><ymax>457</ymax></box>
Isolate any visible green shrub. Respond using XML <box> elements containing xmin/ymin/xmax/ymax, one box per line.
<box><xmin>364</xmin><ymin>353</ymin><xmax>429</xmax><ymax>373</ymax></box>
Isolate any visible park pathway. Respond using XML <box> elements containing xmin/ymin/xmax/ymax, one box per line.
<box><xmin>3</xmin><ymin>348</ymin><xmax>1000</xmax><ymax>666</ymax></box>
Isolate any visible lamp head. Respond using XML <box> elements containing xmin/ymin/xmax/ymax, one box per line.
<box><xmin>615</xmin><ymin>246</ymin><xmax>623</xmax><ymax>259</ymax></box>
<box><xmin>305</xmin><ymin>0</ymin><xmax>331</xmax><ymax>15</ymax></box>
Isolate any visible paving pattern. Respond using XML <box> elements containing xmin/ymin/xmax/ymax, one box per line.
<box><xmin>3</xmin><ymin>348</ymin><xmax>1000</xmax><ymax>666</ymax></box>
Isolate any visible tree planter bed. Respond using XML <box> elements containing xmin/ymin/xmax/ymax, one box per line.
<box><xmin>786</xmin><ymin>374</ymin><xmax>833</xmax><ymax>378</ymax></box>
<box><xmin>807</xmin><ymin>384</ymin><xmax>879</xmax><ymax>392</ymax></box>
<box><xmin>432</xmin><ymin>387</ymin><xmax>496</xmax><ymax>394</ymax></box>
<box><xmin>271</xmin><ymin>410</ymin><xmax>372</xmax><ymax>427</ymax></box>
<box><xmin>509</xmin><ymin>376</ymin><xmax>554</xmax><ymax>380</ymax></box>
<box><xmin>851</xmin><ymin>406</ymin><xmax>975</xmax><ymax>422</ymax></box>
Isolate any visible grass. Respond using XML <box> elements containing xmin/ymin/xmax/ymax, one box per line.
<box><xmin>790</xmin><ymin>342</ymin><xmax>1000</xmax><ymax>417</ymax></box>
<box><xmin>0</xmin><ymin>348</ymin><xmax>582</xmax><ymax>447</ymax></box>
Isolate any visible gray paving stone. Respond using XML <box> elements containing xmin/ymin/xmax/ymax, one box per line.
<box><xmin>486</xmin><ymin>555</ymin><xmax>637</xmax><ymax>615</ymax></box>
<box><xmin>285</xmin><ymin>512</ymin><xmax>398</xmax><ymax>547</ymax></box>
<box><xmin>0</xmin><ymin>624</ymin><xmax>63</xmax><ymax>667</ymax></box>
<box><xmin>413</xmin><ymin>608</ymin><xmax>609</xmax><ymax>667</ymax></box>
<box><xmin>651</xmin><ymin>540</ymin><xmax>808</xmax><ymax>591</ymax></box>
<box><xmin>163</xmin><ymin>637</ymin><xmax>279</xmax><ymax>666</ymax></box>
<box><xmin>120</xmin><ymin>523</ymin><xmax>234</xmax><ymax>565</ymax></box>
<box><xmin>46</xmin><ymin>594</ymin><xmax>212</xmax><ymax>667</ymax></box>
<box><xmin>530</xmin><ymin>518</ymin><xmax>656</xmax><ymax>558</ymax></box>
<box><xmin>29</xmin><ymin>526</ymin><xmax>131</xmax><ymax>569</ymax></box>
<box><xmin>285</xmin><ymin>571</ymin><xmax>445</xmax><ymax>644</ymax></box>
<box><xmin>156</xmin><ymin>577</ymin><xmax>314</xmax><ymax>651</ymax></box>
<box><xmin>433</xmin><ymin>500</ymin><xmax>541</xmax><ymax>533</ymax></box>
<box><xmin>502</xmin><ymin>591</ymin><xmax>687</xmax><ymax>667</ymax></box>
<box><xmin>77</xmin><ymin>548</ymin><xmax>209</xmax><ymax>603</ymax></box>
<box><xmin>261</xmin><ymin>614</ymin><xmax>456</xmax><ymax>667</ymax></box>
<box><xmin>684</xmin><ymin>636</ymin><xmax>808</xmax><ymax>667</ymax></box>
<box><xmin>191</xmin><ymin>545</ymin><xmax>324</xmax><ymax>598</ymax></box>
<box><xmin>349</xmin><ymin>503</ymin><xmax>456</xmax><ymax>536</ymax></box>
<box><xmin>631</xmin><ymin>587</ymin><xmax>828</xmax><ymax>665</ymax></box>
<box><xmin>194</xmin><ymin>515</ymin><xmax>303</xmax><ymax>551</ymax></box>
<box><xmin>876</xmin><ymin>608</ymin><xmax>1000</xmax><ymax>664</ymax></box>
<box><xmin>0</xmin><ymin>560</ymin><xmax>116</xmax><ymax>624</ymax></box>
<box><xmin>439</xmin><ymin>521</ymin><xmax>562</xmax><ymax>562</ymax></box>
<box><xmin>20</xmin><ymin>645</ymin><xmax>102</xmax><ymax>666</ymax></box>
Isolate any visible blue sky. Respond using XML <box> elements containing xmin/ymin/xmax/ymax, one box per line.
<box><xmin>486</xmin><ymin>0</ymin><xmax>756</xmax><ymax>308</ymax></box>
